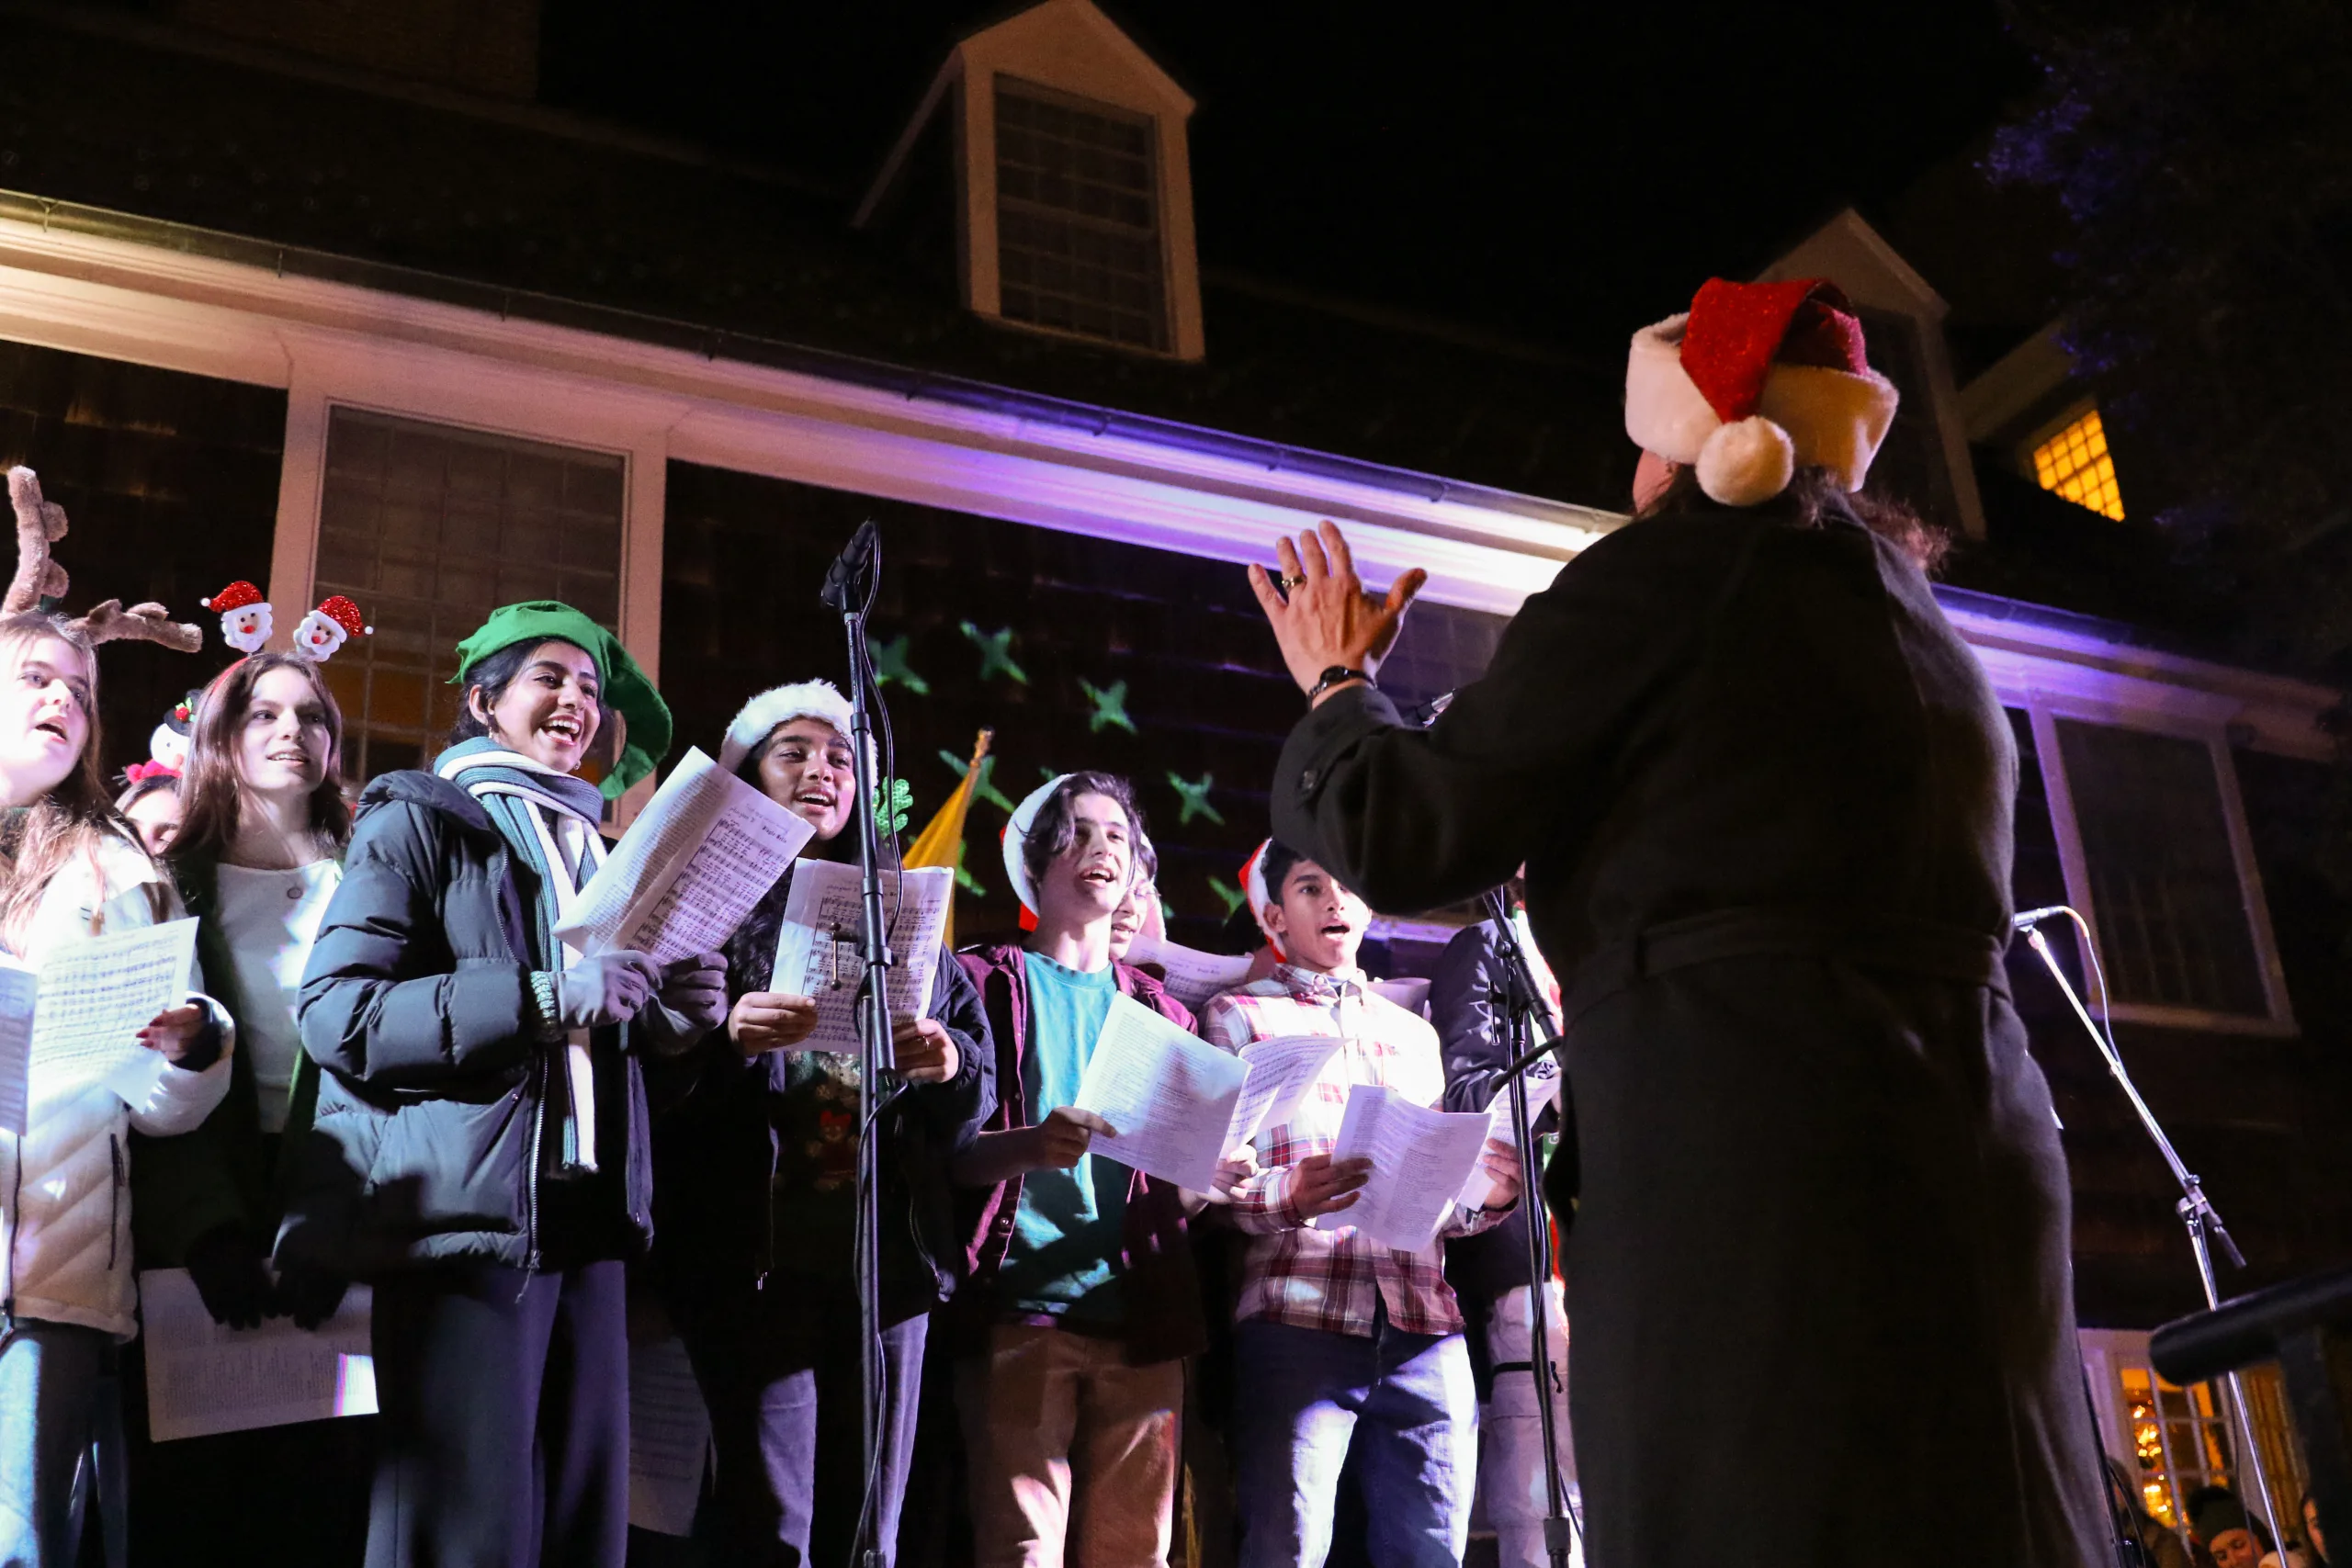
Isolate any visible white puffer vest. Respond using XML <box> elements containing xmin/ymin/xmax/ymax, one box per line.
<box><xmin>0</xmin><ymin>834</ymin><xmax>232</xmax><ymax>1339</ymax></box>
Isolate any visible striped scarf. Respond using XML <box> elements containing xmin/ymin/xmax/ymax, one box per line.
<box><xmin>436</xmin><ymin>738</ymin><xmax>611</xmax><ymax>1173</ymax></box>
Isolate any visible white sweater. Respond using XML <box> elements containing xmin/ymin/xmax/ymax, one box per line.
<box><xmin>0</xmin><ymin>834</ymin><xmax>233</xmax><ymax>1339</ymax></box>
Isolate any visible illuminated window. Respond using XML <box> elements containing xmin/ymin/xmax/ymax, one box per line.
<box><xmin>311</xmin><ymin>408</ymin><xmax>626</xmax><ymax>788</ymax></box>
<box><xmin>2031</xmin><ymin>408</ymin><xmax>2126</xmax><ymax>520</ymax></box>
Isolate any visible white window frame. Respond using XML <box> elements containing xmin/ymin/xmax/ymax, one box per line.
<box><xmin>856</xmin><ymin>0</ymin><xmax>1205</xmax><ymax>361</ymax></box>
<box><xmin>261</xmin><ymin>346</ymin><xmax>673</xmax><ymax>818</ymax></box>
<box><xmin>2020</xmin><ymin>688</ymin><xmax>2293</xmax><ymax>1035</ymax></box>
<box><xmin>2080</xmin><ymin>1327</ymin><xmax>2233</xmax><ymax>1546</ymax></box>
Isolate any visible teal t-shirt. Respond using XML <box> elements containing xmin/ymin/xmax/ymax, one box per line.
<box><xmin>996</xmin><ymin>953</ymin><xmax>1129</xmax><ymax>1325</ymax></box>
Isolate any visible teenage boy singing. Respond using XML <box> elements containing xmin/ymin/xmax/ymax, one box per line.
<box><xmin>1202</xmin><ymin>840</ymin><xmax>1521</xmax><ymax>1568</ymax></box>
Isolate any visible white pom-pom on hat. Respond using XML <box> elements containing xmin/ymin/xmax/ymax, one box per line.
<box><xmin>1695</xmin><ymin>417</ymin><xmax>1797</xmax><ymax>508</ymax></box>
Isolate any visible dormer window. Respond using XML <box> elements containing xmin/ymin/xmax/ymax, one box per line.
<box><xmin>855</xmin><ymin>0</ymin><xmax>1204</xmax><ymax>360</ymax></box>
<box><xmin>994</xmin><ymin>79</ymin><xmax>1168</xmax><ymax>351</ymax></box>
<box><xmin>2030</xmin><ymin>405</ymin><xmax>2126</xmax><ymax>521</ymax></box>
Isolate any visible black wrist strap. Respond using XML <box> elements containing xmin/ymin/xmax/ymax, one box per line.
<box><xmin>1309</xmin><ymin>665</ymin><xmax>1372</xmax><ymax>700</ymax></box>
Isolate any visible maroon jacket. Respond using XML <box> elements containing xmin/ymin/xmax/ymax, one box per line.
<box><xmin>952</xmin><ymin>943</ymin><xmax>1207</xmax><ymax>1366</ymax></box>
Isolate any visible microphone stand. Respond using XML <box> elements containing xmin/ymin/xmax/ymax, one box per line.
<box><xmin>822</xmin><ymin>521</ymin><xmax>900</xmax><ymax>1568</ymax></box>
<box><xmin>1479</xmin><ymin>886</ymin><xmax>1582</xmax><ymax>1568</ymax></box>
<box><xmin>2018</xmin><ymin>910</ymin><xmax>2282</xmax><ymax>1556</ymax></box>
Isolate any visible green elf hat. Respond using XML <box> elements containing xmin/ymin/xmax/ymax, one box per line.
<box><xmin>450</xmin><ymin>601</ymin><xmax>673</xmax><ymax>799</ymax></box>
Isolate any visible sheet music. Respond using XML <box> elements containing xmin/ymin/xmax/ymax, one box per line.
<box><xmin>1069</xmin><ymin>993</ymin><xmax>1249</xmax><ymax>1191</ymax></box>
<box><xmin>0</xmin><ymin>958</ymin><xmax>36</xmax><ymax>1137</ymax></box>
<box><xmin>1224</xmin><ymin>1032</ymin><xmax>1343</xmax><ymax>1150</ymax></box>
<box><xmin>556</xmin><ymin>747</ymin><xmax>813</xmax><ymax>965</ymax></box>
<box><xmin>1126</xmin><ymin>931</ymin><xmax>1255</xmax><ymax>1013</ymax></box>
<box><xmin>1310</xmin><ymin>1083</ymin><xmax>1492</xmax><ymax>1250</ymax></box>
<box><xmin>628</xmin><ymin>1334</ymin><xmax>711</xmax><ymax>1537</ymax></box>
<box><xmin>138</xmin><ymin>1268</ymin><xmax>376</xmax><ymax>1441</ymax></box>
<box><xmin>770</xmin><ymin>863</ymin><xmax>955</xmax><ymax>1056</ymax></box>
<box><xmin>22</xmin><ymin>919</ymin><xmax>198</xmax><ymax>1112</ymax></box>
<box><xmin>1459</xmin><ymin>1067</ymin><xmax>1555</xmax><ymax>1210</ymax></box>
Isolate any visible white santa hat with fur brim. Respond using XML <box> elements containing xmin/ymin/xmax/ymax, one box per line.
<box><xmin>718</xmin><ymin>680</ymin><xmax>857</xmax><ymax>775</ymax></box>
<box><xmin>1002</xmin><ymin>773</ymin><xmax>1075</xmax><ymax>931</ymax></box>
<box><xmin>1624</xmin><ymin>276</ymin><xmax>1899</xmax><ymax>508</ymax></box>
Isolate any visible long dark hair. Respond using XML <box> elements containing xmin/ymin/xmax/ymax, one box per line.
<box><xmin>0</xmin><ymin>612</ymin><xmax>141</xmax><ymax>943</ymax></box>
<box><xmin>1637</xmin><ymin>463</ymin><xmax>1951</xmax><ymax>574</ymax></box>
<box><xmin>172</xmin><ymin>651</ymin><xmax>353</xmax><ymax>864</ymax></box>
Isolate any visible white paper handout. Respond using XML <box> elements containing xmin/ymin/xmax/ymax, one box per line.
<box><xmin>1224</xmin><ymin>1032</ymin><xmax>1344</xmax><ymax>1150</ymax></box>
<box><xmin>1310</xmin><ymin>1083</ymin><xmax>1493</xmax><ymax>1250</ymax></box>
<box><xmin>0</xmin><ymin>918</ymin><xmax>202</xmax><ymax>1134</ymax></box>
<box><xmin>138</xmin><ymin>1267</ymin><xmax>377</xmax><ymax>1441</ymax></box>
<box><xmin>769</xmin><ymin>862</ymin><xmax>956</xmax><ymax>1056</ymax></box>
<box><xmin>1125</xmin><ymin>931</ymin><xmax>1255</xmax><ymax>1013</ymax></box>
<box><xmin>628</xmin><ymin>1333</ymin><xmax>712</xmax><ymax>1537</ymax></box>
<box><xmin>554</xmin><ymin>747</ymin><xmax>814</xmax><ymax>966</ymax></box>
<box><xmin>1069</xmin><ymin>992</ymin><xmax>1250</xmax><ymax>1192</ymax></box>
<box><xmin>1459</xmin><ymin>1066</ymin><xmax>1558</xmax><ymax>1209</ymax></box>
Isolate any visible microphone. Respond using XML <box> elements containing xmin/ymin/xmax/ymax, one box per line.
<box><xmin>820</xmin><ymin>519</ymin><xmax>881</xmax><ymax>611</ymax></box>
<box><xmin>2012</xmin><ymin>905</ymin><xmax>2075</xmax><ymax>931</ymax></box>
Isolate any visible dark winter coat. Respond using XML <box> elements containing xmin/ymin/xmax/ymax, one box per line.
<box><xmin>277</xmin><ymin>770</ymin><xmax>657</xmax><ymax>1278</ymax></box>
<box><xmin>648</xmin><ymin>864</ymin><xmax>997</xmax><ymax>1318</ymax></box>
<box><xmin>1272</xmin><ymin>492</ymin><xmax>2112</xmax><ymax>1568</ymax></box>
<box><xmin>130</xmin><ymin>852</ymin><xmax>329</xmax><ymax>1269</ymax></box>
<box><xmin>952</xmin><ymin>943</ymin><xmax>1205</xmax><ymax>1367</ymax></box>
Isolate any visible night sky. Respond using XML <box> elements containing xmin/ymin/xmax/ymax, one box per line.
<box><xmin>540</xmin><ymin>0</ymin><xmax>2048</xmax><ymax>357</ymax></box>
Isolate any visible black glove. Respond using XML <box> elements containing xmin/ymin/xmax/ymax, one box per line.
<box><xmin>275</xmin><ymin>1259</ymin><xmax>351</xmax><ymax>1332</ymax></box>
<box><xmin>655</xmin><ymin>953</ymin><xmax>729</xmax><ymax>1036</ymax></box>
<box><xmin>553</xmin><ymin>951</ymin><xmax>661</xmax><ymax>1030</ymax></box>
<box><xmin>185</xmin><ymin>1223</ymin><xmax>277</xmax><ymax>1330</ymax></box>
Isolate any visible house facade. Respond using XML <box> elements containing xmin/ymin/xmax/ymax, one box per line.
<box><xmin>2</xmin><ymin>0</ymin><xmax>2345</xmax><ymax>1547</ymax></box>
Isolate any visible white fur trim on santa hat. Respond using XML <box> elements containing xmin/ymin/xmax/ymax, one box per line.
<box><xmin>718</xmin><ymin>681</ymin><xmax>856</xmax><ymax>775</ymax></box>
<box><xmin>1001</xmin><ymin>773</ymin><xmax>1074</xmax><ymax>919</ymax></box>
<box><xmin>1623</xmin><ymin>314</ymin><xmax>1899</xmax><ymax>501</ymax></box>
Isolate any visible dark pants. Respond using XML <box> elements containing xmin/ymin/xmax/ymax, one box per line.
<box><xmin>673</xmin><ymin>1280</ymin><xmax>928</xmax><ymax>1568</ymax></box>
<box><xmin>368</xmin><ymin>1258</ymin><xmax>629</xmax><ymax>1568</ymax></box>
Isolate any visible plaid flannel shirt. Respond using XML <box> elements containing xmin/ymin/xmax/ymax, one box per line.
<box><xmin>1201</xmin><ymin>964</ymin><xmax>1511</xmax><ymax>1338</ymax></box>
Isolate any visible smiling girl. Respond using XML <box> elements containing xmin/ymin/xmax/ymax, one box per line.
<box><xmin>277</xmin><ymin>601</ymin><xmax>721</xmax><ymax>1567</ymax></box>
<box><xmin>0</xmin><ymin>612</ymin><xmax>234</xmax><ymax>1568</ymax></box>
<box><xmin>126</xmin><ymin>650</ymin><xmax>366</xmax><ymax>1560</ymax></box>
<box><xmin>649</xmin><ymin>681</ymin><xmax>994</xmax><ymax>1568</ymax></box>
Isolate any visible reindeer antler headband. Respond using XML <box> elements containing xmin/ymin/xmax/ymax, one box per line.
<box><xmin>4</xmin><ymin>467</ymin><xmax>201</xmax><ymax>651</ymax></box>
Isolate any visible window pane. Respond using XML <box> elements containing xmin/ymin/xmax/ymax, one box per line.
<box><xmin>2030</xmin><ymin>407</ymin><xmax>2127</xmax><ymax>521</ymax></box>
<box><xmin>311</xmin><ymin>408</ymin><xmax>628</xmax><ymax>789</ymax></box>
<box><xmin>994</xmin><ymin>78</ymin><xmax>1168</xmax><ymax>351</ymax></box>
<box><xmin>2055</xmin><ymin>718</ymin><xmax>2267</xmax><ymax>1015</ymax></box>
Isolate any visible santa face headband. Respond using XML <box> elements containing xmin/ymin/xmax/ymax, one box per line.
<box><xmin>1623</xmin><ymin>277</ymin><xmax>1899</xmax><ymax>507</ymax></box>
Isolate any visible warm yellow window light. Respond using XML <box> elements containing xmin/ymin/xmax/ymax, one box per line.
<box><xmin>2031</xmin><ymin>408</ymin><xmax>2126</xmax><ymax>521</ymax></box>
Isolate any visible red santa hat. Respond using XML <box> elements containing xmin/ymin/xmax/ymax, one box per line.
<box><xmin>1240</xmin><ymin>840</ymin><xmax>1284</xmax><ymax>961</ymax></box>
<box><xmin>1623</xmin><ymin>277</ymin><xmax>1899</xmax><ymax>507</ymax></box>
<box><xmin>200</xmin><ymin>580</ymin><xmax>265</xmax><ymax>614</ymax></box>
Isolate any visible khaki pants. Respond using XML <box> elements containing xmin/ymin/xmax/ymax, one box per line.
<box><xmin>956</xmin><ymin>1324</ymin><xmax>1182</xmax><ymax>1568</ymax></box>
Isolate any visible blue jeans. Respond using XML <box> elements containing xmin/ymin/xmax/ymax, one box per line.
<box><xmin>0</xmin><ymin>1319</ymin><xmax>109</xmax><ymax>1568</ymax></box>
<box><xmin>675</xmin><ymin>1283</ymin><xmax>929</xmax><ymax>1568</ymax></box>
<box><xmin>1231</xmin><ymin>1309</ymin><xmax>1477</xmax><ymax>1568</ymax></box>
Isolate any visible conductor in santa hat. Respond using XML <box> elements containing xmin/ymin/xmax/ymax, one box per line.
<box><xmin>1248</xmin><ymin>278</ymin><xmax>2111</xmax><ymax>1566</ymax></box>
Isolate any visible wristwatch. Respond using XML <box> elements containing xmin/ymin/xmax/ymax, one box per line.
<box><xmin>1308</xmin><ymin>666</ymin><xmax>1373</xmax><ymax>700</ymax></box>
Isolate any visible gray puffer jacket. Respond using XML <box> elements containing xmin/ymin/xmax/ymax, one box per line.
<box><xmin>277</xmin><ymin>770</ymin><xmax>653</xmax><ymax>1278</ymax></box>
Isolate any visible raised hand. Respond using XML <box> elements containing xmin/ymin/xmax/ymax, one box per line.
<box><xmin>1247</xmin><ymin>521</ymin><xmax>1428</xmax><ymax>701</ymax></box>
